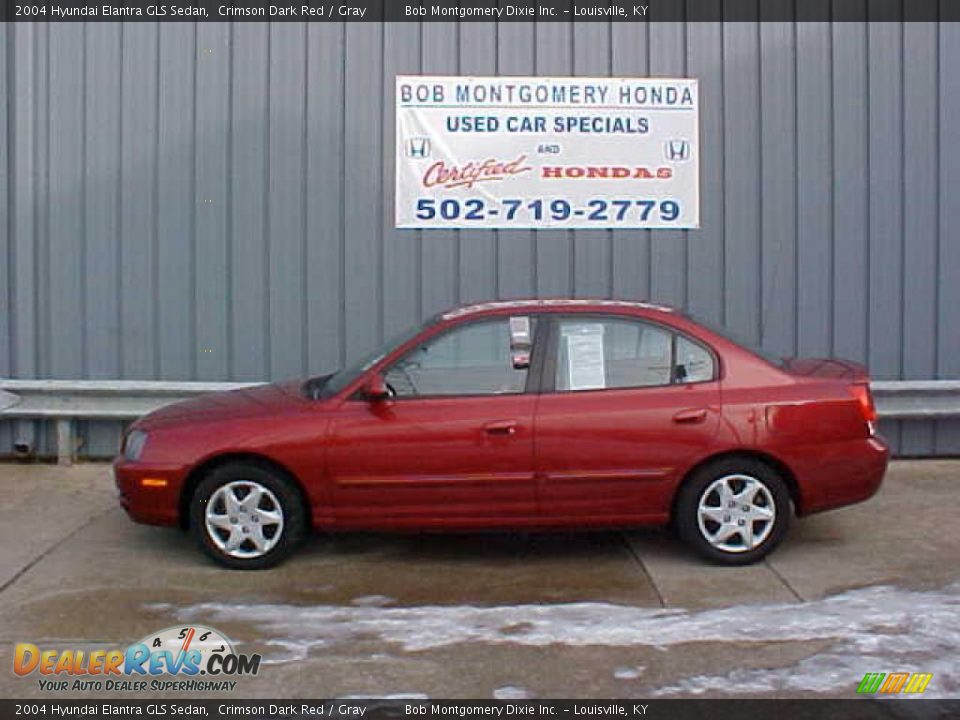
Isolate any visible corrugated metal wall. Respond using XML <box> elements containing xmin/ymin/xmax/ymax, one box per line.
<box><xmin>2</xmin><ymin>20</ymin><xmax>959</xmax><ymax>458</ymax></box>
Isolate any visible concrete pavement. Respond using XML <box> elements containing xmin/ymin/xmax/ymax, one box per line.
<box><xmin>0</xmin><ymin>460</ymin><xmax>957</xmax><ymax>699</ymax></box>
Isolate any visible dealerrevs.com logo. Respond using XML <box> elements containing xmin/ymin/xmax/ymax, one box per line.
<box><xmin>14</xmin><ymin>625</ymin><xmax>260</xmax><ymax>693</ymax></box>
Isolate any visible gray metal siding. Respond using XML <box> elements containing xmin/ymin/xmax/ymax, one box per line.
<box><xmin>2</xmin><ymin>20</ymin><xmax>959</xmax><ymax>457</ymax></box>
<box><xmin>937</xmin><ymin>21</ymin><xmax>960</xmax><ymax>454</ymax></box>
<box><xmin>0</xmin><ymin>23</ymin><xmax>9</xmax><ymax>455</ymax></box>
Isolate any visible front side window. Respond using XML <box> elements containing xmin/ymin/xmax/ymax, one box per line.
<box><xmin>317</xmin><ymin>319</ymin><xmax>434</xmax><ymax>399</ymax></box>
<box><xmin>384</xmin><ymin>317</ymin><xmax>533</xmax><ymax>397</ymax></box>
<box><xmin>554</xmin><ymin>317</ymin><xmax>714</xmax><ymax>391</ymax></box>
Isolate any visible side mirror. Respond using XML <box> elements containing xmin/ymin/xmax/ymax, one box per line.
<box><xmin>362</xmin><ymin>374</ymin><xmax>391</xmax><ymax>401</ymax></box>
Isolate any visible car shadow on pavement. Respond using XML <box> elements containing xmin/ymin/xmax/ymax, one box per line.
<box><xmin>297</xmin><ymin>527</ymin><xmax>668</xmax><ymax>563</ymax></box>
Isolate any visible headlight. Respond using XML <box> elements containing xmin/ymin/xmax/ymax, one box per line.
<box><xmin>124</xmin><ymin>430</ymin><xmax>149</xmax><ymax>462</ymax></box>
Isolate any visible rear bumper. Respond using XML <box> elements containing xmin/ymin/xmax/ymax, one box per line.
<box><xmin>787</xmin><ymin>435</ymin><xmax>889</xmax><ymax>516</ymax></box>
<box><xmin>113</xmin><ymin>458</ymin><xmax>186</xmax><ymax>527</ymax></box>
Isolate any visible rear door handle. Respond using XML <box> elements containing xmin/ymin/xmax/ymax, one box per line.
<box><xmin>484</xmin><ymin>420</ymin><xmax>518</xmax><ymax>436</ymax></box>
<box><xmin>673</xmin><ymin>408</ymin><xmax>708</xmax><ymax>424</ymax></box>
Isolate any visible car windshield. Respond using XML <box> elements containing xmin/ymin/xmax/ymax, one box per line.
<box><xmin>688</xmin><ymin>314</ymin><xmax>786</xmax><ymax>368</ymax></box>
<box><xmin>312</xmin><ymin>317</ymin><xmax>437</xmax><ymax>399</ymax></box>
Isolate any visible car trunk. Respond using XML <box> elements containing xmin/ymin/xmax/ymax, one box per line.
<box><xmin>779</xmin><ymin>357</ymin><xmax>870</xmax><ymax>382</ymax></box>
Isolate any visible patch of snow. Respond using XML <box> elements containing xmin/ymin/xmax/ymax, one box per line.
<box><xmin>613</xmin><ymin>666</ymin><xmax>645</xmax><ymax>680</ymax></box>
<box><xmin>351</xmin><ymin>595</ymin><xmax>395</xmax><ymax>608</ymax></box>
<box><xmin>163</xmin><ymin>582</ymin><xmax>960</xmax><ymax>697</ymax></box>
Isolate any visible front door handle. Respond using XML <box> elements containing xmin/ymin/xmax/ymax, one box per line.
<box><xmin>673</xmin><ymin>408</ymin><xmax>708</xmax><ymax>424</ymax></box>
<box><xmin>484</xmin><ymin>420</ymin><xmax>518</xmax><ymax>436</ymax></box>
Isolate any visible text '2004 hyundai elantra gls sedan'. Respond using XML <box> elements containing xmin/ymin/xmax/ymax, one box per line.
<box><xmin>114</xmin><ymin>299</ymin><xmax>888</xmax><ymax>569</ymax></box>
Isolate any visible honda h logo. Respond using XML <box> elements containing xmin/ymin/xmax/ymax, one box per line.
<box><xmin>407</xmin><ymin>137</ymin><xmax>431</xmax><ymax>159</ymax></box>
<box><xmin>664</xmin><ymin>139</ymin><xmax>691</xmax><ymax>162</ymax></box>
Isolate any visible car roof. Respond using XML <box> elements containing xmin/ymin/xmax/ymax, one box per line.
<box><xmin>439</xmin><ymin>298</ymin><xmax>677</xmax><ymax>321</ymax></box>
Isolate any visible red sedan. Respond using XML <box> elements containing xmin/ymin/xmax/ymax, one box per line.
<box><xmin>114</xmin><ymin>299</ymin><xmax>888</xmax><ymax>569</ymax></box>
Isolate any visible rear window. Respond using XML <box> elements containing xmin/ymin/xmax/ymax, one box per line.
<box><xmin>688</xmin><ymin>314</ymin><xmax>786</xmax><ymax>368</ymax></box>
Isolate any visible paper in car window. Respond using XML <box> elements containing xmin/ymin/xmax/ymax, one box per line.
<box><xmin>563</xmin><ymin>323</ymin><xmax>606</xmax><ymax>390</ymax></box>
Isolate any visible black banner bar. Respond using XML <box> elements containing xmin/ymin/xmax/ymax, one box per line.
<box><xmin>2</xmin><ymin>700</ymin><xmax>959</xmax><ymax>719</ymax></box>
<box><xmin>2</xmin><ymin>0</ymin><xmax>960</xmax><ymax>23</ymax></box>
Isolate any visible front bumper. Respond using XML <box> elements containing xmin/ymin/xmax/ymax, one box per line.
<box><xmin>113</xmin><ymin>458</ymin><xmax>186</xmax><ymax>527</ymax></box>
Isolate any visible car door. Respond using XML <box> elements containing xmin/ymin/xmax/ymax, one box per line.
<box><xmin>325</xmin><ymin>315</ymin><xmax>541</xmax><ymax>528</ymax></box>
<box><xmin>534</xmin><ymin>315</ymin><xmax>721</xmax><ymax>522</ymax></box>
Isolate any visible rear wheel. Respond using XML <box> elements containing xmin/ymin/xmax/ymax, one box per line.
<box><xmin>190</xmin><ymin>462</ymin><xmax>306</xmax><ymax>569</ymax></box>
<box><xmin>675</xmin><ymin>457</ymin><xmax>791</xmax><ymax>565</ymax></box>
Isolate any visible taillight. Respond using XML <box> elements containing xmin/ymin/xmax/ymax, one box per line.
<box><xmin>849</xmin><ymin>383</ymin><xmax>877</xmax><ymax>423</ymax></box>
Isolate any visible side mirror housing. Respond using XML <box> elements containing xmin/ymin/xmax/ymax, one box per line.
<box><xmin>362</xmin><ymin>374</ymin><xmax>391</xmax><ymax>401</ymax></box>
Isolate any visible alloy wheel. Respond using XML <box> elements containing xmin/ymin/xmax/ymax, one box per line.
<box><xmin>204</xmin><ymin>480</ymin><xmax>285</xmax><ymax>559</ymax></box>
<box><xmin>696</xmin><ymin>474</ymin><xmax>776</xmax><ymax>553</ymax></box>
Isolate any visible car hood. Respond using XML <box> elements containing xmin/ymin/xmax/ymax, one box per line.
<box><xmin>136</xmin><ymin>380</ymin><xmax>309</xmax><ymax>430</ymax></box>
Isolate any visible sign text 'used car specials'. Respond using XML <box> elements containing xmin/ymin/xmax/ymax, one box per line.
<box><xmin>395</xmin><ymin>76</ymin><xmax>699</xmax><ymax>229</ymax></box>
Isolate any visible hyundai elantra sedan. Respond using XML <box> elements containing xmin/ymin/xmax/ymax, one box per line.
<box><xmin>114</xmin><ymin>299</ymin><xmax>888</xmax><ymax>569</ymax></box>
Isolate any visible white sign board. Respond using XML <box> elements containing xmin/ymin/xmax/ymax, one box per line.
<box><xmin>396</xmin><ymin>76</ymin><xmax>699</xmax><ymax>229</ymax></box>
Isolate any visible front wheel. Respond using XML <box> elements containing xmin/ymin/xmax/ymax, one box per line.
<box><xmin>675</xmin><ymin>458</ymin><xmax>791</xmax><ymax>565</ymax></box>
<box><xmin>190</xmin><ymin>462</ymin><xmax>306</xmax><ymax>569</ymax></box>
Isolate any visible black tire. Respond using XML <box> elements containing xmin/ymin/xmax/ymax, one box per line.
<box><xmin>189</xmin><ymin>462</ymin><xmax>307</xmax><ymax>570</ymax></box>
<box><xmin>675</xmin><ymin>457</ymin><xmax>791</xmax><ymax>565</ymax></box>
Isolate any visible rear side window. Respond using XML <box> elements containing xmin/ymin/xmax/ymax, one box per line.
<box><xmin>676</xmin><ymin>335</ymin><xmax>715</xmax><ymax>384</ymax></box>
<box><xmin>554</xmin><ymin>317</ymin><xmax>715</xmax><ymax>392</ymax></box>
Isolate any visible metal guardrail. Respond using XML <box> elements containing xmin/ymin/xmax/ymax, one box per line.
<box><xmin>870</xmin><ymin>380</ymin><xmax>960</xmax><ymax>421</ymax></box>
<box><xmin>1</xmin><ymin>378</ymin><xmax>959</xmax><ymax>465</ymax></box>
<box><xmin>0</xmin><ymin>380</ymin><xmax>258</xmax><ymax>465</ymax></box>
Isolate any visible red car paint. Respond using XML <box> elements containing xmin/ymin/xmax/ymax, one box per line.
<box><xmin>114</xmin><ymin>300</ymin><xmax>888</xmax><ymax>532</ymax></box>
